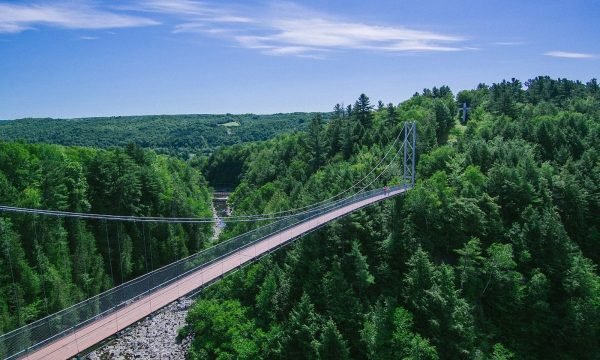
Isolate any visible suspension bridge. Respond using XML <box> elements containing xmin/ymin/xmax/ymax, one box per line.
<box><xmin>0</xmin><ymin>122</ymin><xmax>416</xmax><ymax>360</ymax></box>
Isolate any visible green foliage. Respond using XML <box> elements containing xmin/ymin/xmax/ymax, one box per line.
<box><xmin>202</xmin><ymin>144</ymin><xmax>253</xmax><ymax>188</ymax></box>
<box><xmin>282</xmin><ymin>292</ymin><xmax>321</xmax><ymax>360</ymax></box>
<box><xmin>319</xmin><ymin>319</ymin><xmax>351</xmax><ymax>360</ymax></box>
<box><xmin>186</xmin><ymin>299</ymin><xmax>264</xmax><ymax>360</ymax></box>
<box><xmin>0</xmin><ymin>112</ymin><xmax>324</xmax><ymax>159</ymax></box>
<box><xmin>391</xmin><ymin>307</ymin><xmax>438</xmax><ymax>360</ymax></box>
<box><xmin>353</xmin><ymin>94</ymin><xmax>374</xmax><ymax>143</ymax></box>
<box><xmin>307</xmin><ymin>114</ymin><xmax>326</xmax><ymax>172</ymax></box>
<box><xmin>0</xmin><ymin>142</ymin><xmax>212</xmax><ymax>334</ymax></box>
<box><xmin>489</xmin><ymin>343</ymin><xmax>515</xmax><ymax>360</ymax></box>
<box><xmin>3</xmin><ymin>76</ymin><xmax>598</xmax><ymax>358</ymax></box>
<box><xmin>181</xmin><ymin>78</ymin><xmax>600</xmax><ymax>359</ymax></box>
<box><xmin>348</xmin><ymin>240</ymin><xmax>375</xmax><ymax>296</ymax></box>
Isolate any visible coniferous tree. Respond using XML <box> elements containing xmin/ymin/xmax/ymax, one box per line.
<box><xmin>256</xmin><ymin>270</ymin><xmax>277</xmax><ymax>312</ymax></box>
<box><xmin>322</xmin><ymin>258</ymin><xmax>362</xmax><ymax>354</ymax></box>
<box><xmin>185</xmin><ymin>299</ymin><xmax>262</xmax><ymax>360</ymax></box>
<box><xmin>346</xmin><ymin>104</ymin><xmax>352</xmax><ymax>118</ymax></box>
<box><xmin>308</xmin><ymin>114</ymin><xmax>325</xmax><ymax>172</ymax></box>
<box><xmin>349</xmin><ymin>240</ymin><xmax>374</xmax><ymax>296</ymax></box>
<box><xmin>282</xmin><ymin>293</ymin><xmax>321</xmax><ymax>359</ymax></box>
<box><xmin>432</xmin><ymin>99</ymin><xmax>454</xmax><ymax>144</ymax></box>
<box><xmin>319</xmin><ymin>320</ymin><xmax>351</xmax><ymax>360</ymax></box>
<box><xmin>353</xmin><ymin>94</ymin><xmax>374</xmax><ymax>142</ymax></box>
<box><xmin>342</xmin><ymin>121</ymin><xmax>354</xmax><ymax>160</ymax></box>
<box><xmin>361</xmin><ymin>298</ymin><xmax>397</xmax><ymax>359</ymax></box>
<box><xmin>333</xmin><ymin>103</ymin><xmax>345</xmax><ymax>118</ymax></box>
<box><xmin>391</xmin><ymin>307</ymin><xmax>438</xmax><ymax>360</ymax></box>
<box><xmin>386</xmin><ymin>103</ymin><xmax>396</xmax><ymax>126</ymax></box>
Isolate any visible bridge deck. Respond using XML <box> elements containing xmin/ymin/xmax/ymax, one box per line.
<box><xmin>23</xmin><ymin>188</ymin><xmax>406</xmax><ymax>359</ymax></box>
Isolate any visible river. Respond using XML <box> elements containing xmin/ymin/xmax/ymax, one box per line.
<box><xmin>211</xmin><ymin>190</ymin><xmax>231</xmax><ymax>241</ymax></box>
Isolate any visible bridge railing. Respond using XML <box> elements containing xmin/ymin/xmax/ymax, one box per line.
<box><xmin>0</xmin><ymin>184</ymin><xmax>409</xmax><ymax>359</ymax></box>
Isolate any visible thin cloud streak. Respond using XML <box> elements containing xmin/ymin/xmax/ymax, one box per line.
<box><xmin>544</xmin><ymin>51</ymin><xmax>595</xmax><ymax>59</ymax></box>
<box><xmin>135</xmin><ymin>0</ymin><xmax>209</xmax><ymax>16</ymax></box>
<box><xmin>493</xmin><ymin>41</ymin><xmax>526</xmax><ymax>46</ymax></box>
<box><xmin>265</xmin><ymin>46</ymin><xmax>327</xmax><ymax>56</ymax></box>
<box><xmin>172</xmin><ymin>3</ymin><xmax>468</xmax><ymax>57</ymax></box>
<box><xmin>0</xmin><ymin>2</ymin><xmax>158</xmax><ymax>33</ymax></box>
<box><xmin>132</xmin><ymin>0</ymin><xmax>253</xmax><ymax>23</ymax></box>
<box><xmin>234</xmin><ymin>19</ymin><xmax>465</xmax><ymax>56</ymax></box>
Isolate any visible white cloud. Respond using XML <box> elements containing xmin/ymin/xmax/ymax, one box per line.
<box><xmin>0</xmin><ymin>23</ymin><xmax>28</xmax><ymax>34</ymax></box>
<box><xmin>544</xmin><ymin>51</ymin><xmax>595</xmax><ymax>59</ymax></box>
<box><xmin>234</xmin><ymin>18</ymin><xmax>464</xmax><ymax>56</ymax></box>
<box><xmin>136</xmin><ymin>0</ymin><xmax>208</xmax><ymax>16</ymax></box>
<box><xmin>0</xmin><ymin>2</ymin><xmax>159</xmax><ymax>34</ymax></box>
<box><xmin>132</xmin><ymin>0</ymin><xmax>253</xmax><ymax>23</ymax></box>
<box><xmin>265</xmin><ymin>46</ymin><xmax>325</xmax><ymax>56</ymax></box>
<box><xmin>173</xmin><ymin>22</ymin><xmax>206</xmax><ymax>33</ymax></box>
<box><xmin>267</xmin><ymin>18</ymin><xmax>461</xmax><ymax>46</ymax></box>
<box><xmin>211</xmin><ymin>16</ymin><xmax>253</xmax><ymax>24</ymax></box>
<box><xmin>0</xmin><ymin>0</ymin><xmax>468</xmax><ymax>58</ymax></box>
<box><xmin>172</xmin><ymin>3</ymin><xmax>467</xmax><ymax>57</ymax></box>
<box><xmin>173</xmin><ymin>23</ymin><xmax>233</xmax><ymax>35</ymax></box>
<box><xmin>493</xmin><ymin>41</ymin><xmax>525</xmax><ymax>46</ymax></box>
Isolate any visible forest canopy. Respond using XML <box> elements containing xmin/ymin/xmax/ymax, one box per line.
<box><xmin>0</xmin><ymin>112</ymin><xmax>322</xmax><ymax>159</ymax></box>
<box><xmin>0</xmin><ymin>142</ymin><xmax>212</xmax><ymax>334</ymax></box>
<box><xmin>0</xmin><ymin>76</ymin><xmax>598</xmax><ymax>359</ymax></box>
<box><xmin>185</xmin><ymin>76</ymin><xmax>600</xmax><ymax>359</ymax></box>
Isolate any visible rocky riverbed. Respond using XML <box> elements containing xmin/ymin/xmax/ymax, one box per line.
<box><xmin>211</xmin><ymin>191</ymin><xmax>230</xmax><ymax>242</ymax></box>
<box><xmin>85</xmin><ymin>298</ymin><xmax>194</xmax><ymax>360</ymax></box>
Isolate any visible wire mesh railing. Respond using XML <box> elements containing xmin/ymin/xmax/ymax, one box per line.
<box><xmin>0</xmin><ymin>183</ymin><xmax>411</xmax><ymax>360</ymax></box>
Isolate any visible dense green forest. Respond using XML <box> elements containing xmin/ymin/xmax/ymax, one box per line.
<box><xmin>0</xmin><ymin>113</ymin><xmax>321</xmax><ymax>159</ymax></box>
<box><xmin>0</xmin><ymin>143</ymin><xmax>212</xmax><ymax>334</ymax></box>
<box><xmin>0</xmin><ymin>76</ymin><xmax>598</xmax><ymax>359</ymax></box>
<box><xmin>181</xmin><ymin>76</ymin><xmax>600</xmax><ymax>359</ymax></box>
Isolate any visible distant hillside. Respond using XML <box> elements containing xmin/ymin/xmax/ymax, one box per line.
<box><xmin>0</xmin><ymin>113</ymin><xmax>325</xmax><ymax>158</ymax></box>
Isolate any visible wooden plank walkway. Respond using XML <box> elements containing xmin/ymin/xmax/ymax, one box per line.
<box><xmin>23</xmin><ymin>188</ymin><xmax>406</xmax><ymax>360</ymax></box>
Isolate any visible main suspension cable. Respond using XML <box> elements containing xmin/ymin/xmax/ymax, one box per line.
<box><xmin>225</xmin><ymin>128</ymin><xmax>405</xmax><ymax>218</ymax></box>
<box><xmin>0</xmin><ymin>129</ymin><xmax>406</xmax><ymax>224</ymax></box>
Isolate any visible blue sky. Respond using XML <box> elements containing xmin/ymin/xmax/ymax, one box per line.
<box><xmin>0</xmin><ymin>0</ymin><xmax>598</xmax><ymax>119</ymax></box>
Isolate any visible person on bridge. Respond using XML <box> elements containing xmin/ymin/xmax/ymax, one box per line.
<box><xmin>384</xmin><ymin>185</ymin><xmax>389</xmax><ymax>196</ymax></box>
